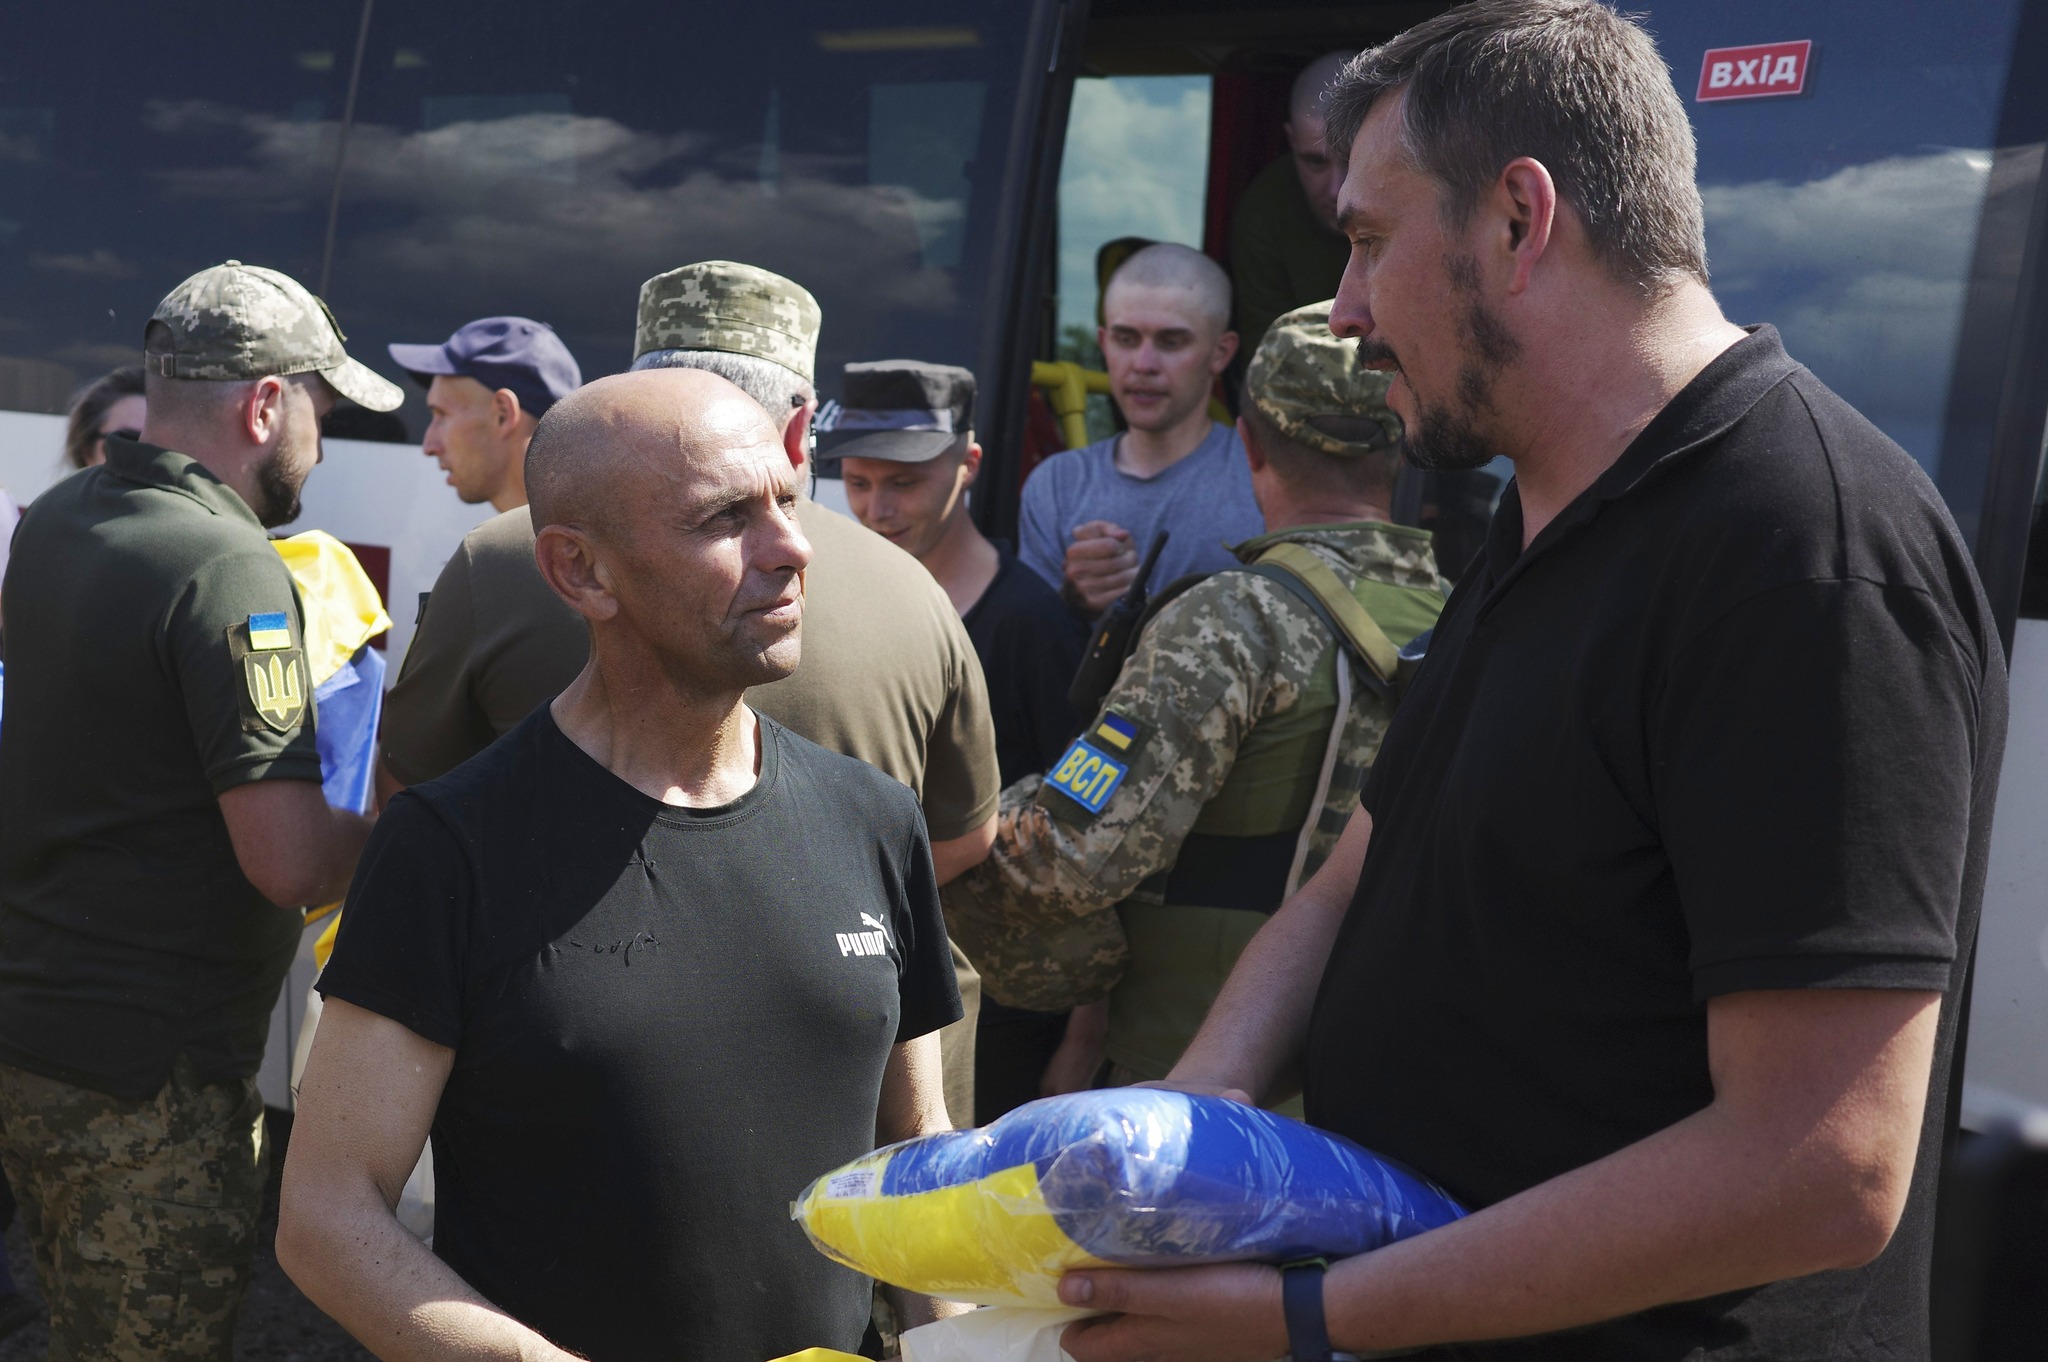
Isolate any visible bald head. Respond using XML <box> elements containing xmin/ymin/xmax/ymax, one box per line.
<box><xmin>526</xmin><ymin>368</ymin><xmax>783</xmax><ymax>538</ymax></box>
<box><xmin>1104</xmin><ymin>243</ymin><xmax>1233</xmax><ymax>335</ymax></box>
<box><xmin>1290</xmin><ymin>51</ymin><xmax>1355</xmax><ymax>126</ymax></box>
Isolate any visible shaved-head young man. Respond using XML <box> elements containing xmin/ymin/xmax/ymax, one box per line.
<box><xmin>278</xmin><ymin>370</ymin><xmax>965</xmax><ymax>1362</ymax></box>
<box><xmin>1056</xmin><ymin>4</ymin><xmax>2007</xmax><ymax>1361</ymax></box>
<box><xmin>1018</xmin><ymin>243</ymin><xmax>1263</xmax><ymax>617</ymax></box>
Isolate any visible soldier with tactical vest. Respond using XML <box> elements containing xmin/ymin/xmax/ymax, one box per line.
<box><xmin>945</xmin><ymin>301</ymin><xmax>1446</xmax><ymax>1091</ymax></box>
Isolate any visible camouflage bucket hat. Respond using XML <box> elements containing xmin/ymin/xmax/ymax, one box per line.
<box><xmin>147</xmin><ymin>261</ymin><xmax>405</xmax><ymax>412</ymax></box>
<box><xmin>633</xmin><ymin>261</ymin><xmax>822</xmax><ymax>382</ymax></box>
<box><xmin>1245</xmin><ymin>300</ymin><xmax>1401</xmax><ymax>457</ymax></box>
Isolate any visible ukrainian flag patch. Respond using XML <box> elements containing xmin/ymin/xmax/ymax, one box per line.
<box><xmin>1045</xmin><ymin>738</ymin><xmax>1129</xmax><ymax>816</ymax></box>
<box><xmin>1093</xmin><ymin>713</ymin><xmax>1139</xmax><ymax>751</ymax></box>
<box><xmin>247</xmin><ymin>612</ymin><xmax>291</xmax><ymax>651</ymax></box>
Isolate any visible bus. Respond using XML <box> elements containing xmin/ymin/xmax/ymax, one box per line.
<box><xmin>2</xmin><ymin>0</ymin><xmax>2046</xmax><ymax>1156</ymax></box>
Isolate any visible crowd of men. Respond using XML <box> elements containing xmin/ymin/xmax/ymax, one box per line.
<box><xmin>0</xmin><ymin>3</ymin><xmax>2008</xmax><ymax>1362</ymax></box>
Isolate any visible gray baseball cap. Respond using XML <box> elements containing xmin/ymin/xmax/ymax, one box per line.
<box><xmin>146</xmin><ymin>261</ymin><xmax>405</xmax><ymax>412</ymax></box>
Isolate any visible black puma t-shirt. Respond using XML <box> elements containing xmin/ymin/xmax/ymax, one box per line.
<box><xmin>318</xmin><ymin>707</ymin><xmax>961</xmax><ymax>1362</ymax></box>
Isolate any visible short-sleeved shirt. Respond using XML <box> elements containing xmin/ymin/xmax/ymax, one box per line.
<box><xmin>1304</xmin><ymin>328</ymin><xmax>2008</xmax><ymax>1359</ymax></box>
<box><xmin>318</xmin><ymin>708</ymin><xmax>961</xmax><ymax>1362</ymax></box>
<box><xmin>382</xmin><ymin>500</ymin><xmax>999</xmax><ymax>840</ymax></box>
<box><xmin>0</xmin><ymin>437</ymin><xmax>322</xmax><ymax>1098</ymax></box>
<box><xmin>1018</xmin><ymin>422</ymin><xmax>1264</xmax><ymax>604</ymax></box>
<box><xmin>1228</xmin><ymin>154</ymin><xmax>1351</xmax><ymax>355</ymax></box>
<box><xmin>961</xmin><ymin>541</ymin><xmax>1085</xmax><ymax>785</ymax></box>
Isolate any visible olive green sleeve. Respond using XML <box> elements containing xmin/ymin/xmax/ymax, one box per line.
<box><xmin>167</xmin><ymin>546</ymin><xmax>323</xmax><ymax>795</ymax></box>
<box><xmin>379</xmin><ymin>538</ymin><xmax>498</xmax><ymax>787</ymax></box>
<box><xmin>916</xmin><ymin>603</ymin><xmax>1002</xmax><ymax>842</ymax></box>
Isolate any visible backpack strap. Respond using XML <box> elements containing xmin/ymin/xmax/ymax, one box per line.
<box><xmin>1239</xmin><ymin>542</ymin><xmax>1402</xmax><ymax>686</ymax></box>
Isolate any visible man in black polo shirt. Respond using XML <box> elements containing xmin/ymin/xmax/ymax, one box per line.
<box><xmin>278</xmin><ymin>370</ymin><xmax>965</xmax><ymax>1362</ymax></box>
<box><xmin>0</xmin><ymin>261</ymin><xmax>403</xmax><ymax>1360</ymax></box>
<box><xmin>1051</xmin><ymin>5</ymin><xmax>2007</xmax><ymax>1362</ymax></box>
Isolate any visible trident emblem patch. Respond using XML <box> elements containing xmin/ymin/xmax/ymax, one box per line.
<box><xmin>242</xmin><ymin>651</ymin><xmax>306</xmax><ymax>733</ymax></box>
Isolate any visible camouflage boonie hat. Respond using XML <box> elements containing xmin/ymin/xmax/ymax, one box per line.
<box><xmin>146</xmin><ymin>261</ymin><xmax>405</xmax><ymax>412</ymax></box>
<box><xmin>1245</xmin><ymin>300</ymin><xmax>1400</xmax><ymax>457</ymax></box>
<box><xmin>633</xmin><ymin>261</ymin><xmax>822</xmax><ymax>381</ymax></box>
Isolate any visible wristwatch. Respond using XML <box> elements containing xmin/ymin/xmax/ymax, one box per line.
<box><xmin>1282</xmin><ymin>1259</ymin><xmax>1339</xmax><ymax>1362</ymax></box>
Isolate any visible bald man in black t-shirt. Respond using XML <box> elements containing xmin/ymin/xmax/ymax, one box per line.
<box><xmin>278</xmin><ymin>371</ymin><xmax>965</xmax><ymax>1362</ymax></box>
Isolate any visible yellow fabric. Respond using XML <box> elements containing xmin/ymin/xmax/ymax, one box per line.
<box><xmin>313</xmin><ymin>906</ymin><xmax>342</xmax><ymax>970</ymax></box>
<box><xmin>271</xmin><ymin>530</ymin><xmax>393</xmax><ymax>685</ymax></box>
<box><xmin>795</xmin><ymin>1157</ymin><xmax>1105</xmax><ymax>1306</ymax></box>
<box><xmin>769</xmin><ymin>1351</ymin><xmax>870</xmax><ymax>1362</ymax></box>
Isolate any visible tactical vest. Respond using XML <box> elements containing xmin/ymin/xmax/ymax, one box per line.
<box><xmin>1107</xmin><ymin>536</ymin><xmax>1443</xmax><ymax>1084</ymax></box>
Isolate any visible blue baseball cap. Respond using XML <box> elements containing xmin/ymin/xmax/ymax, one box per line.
<box><xmin>388</xmin><ymin>317</ymin><xmax>581</xmax><ymax>418</ymax></box>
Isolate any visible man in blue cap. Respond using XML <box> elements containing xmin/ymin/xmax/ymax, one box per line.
<box><xmin>389</xmin><ymin>317</ymin><xmax>582</xmax><ymax>513</ymax></box>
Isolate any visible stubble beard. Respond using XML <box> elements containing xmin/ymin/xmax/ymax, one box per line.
<box><xmin>1392</xmin><ymin>253</ymin><xmax>1523</xmax><ymax>474</ymax></box>
<box><xmin>253</xmin><ymin>445</ymin><xmax>307</xmax><ymax>528</ymax></box>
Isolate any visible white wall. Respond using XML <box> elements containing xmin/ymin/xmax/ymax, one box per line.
<box><xmin>0</xmin><ymin>412</ymin><xmax>492</xmax><ymax>670</ymax></box>
<box><xmin>1964</xmin><ymin>616</ymin><xmax>2048</xmax><ymax>1126</ymax></box>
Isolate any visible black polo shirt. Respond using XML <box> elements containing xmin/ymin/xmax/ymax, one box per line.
<box><xmin>1304</xmin><ymin>328</ymin><xmax>2007</xmax><ymax>1360</ymax></box>
<box><xmin>0</xmin><ymin>437</ymin><xmax>320</xmax><ymax>1099</ymax></box>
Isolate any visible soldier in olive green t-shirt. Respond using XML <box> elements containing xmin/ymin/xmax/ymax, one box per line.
<box><xmin>0</xmin><ymin>261</ymin><xmax>404</xmax><ymax>1361</ymax></box>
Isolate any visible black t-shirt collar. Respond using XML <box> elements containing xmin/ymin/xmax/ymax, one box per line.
<box><xmin>100</xmin><ymin>434</ymin><xmax>263</xmax><ymax>529</ymax></box>
<box><xmin>539</xmin><ymin>703</ymin><xmax>783</xmax><ymax>827</ymax></box>
<box><xmin>1481</xmin><ymin>325</ymin><xmax>1800</xmax><ymax>585</ymax></box>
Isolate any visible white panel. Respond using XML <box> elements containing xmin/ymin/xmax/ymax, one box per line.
<box><xmin>0</xmin><ymin>414</ymin><xmax>492</xmax><ymax>673</ymax></box>
<box><xmin>1964</xmin><ymin>617</ymin><xmax>2048</xmax><ymax>1124</ymax></box>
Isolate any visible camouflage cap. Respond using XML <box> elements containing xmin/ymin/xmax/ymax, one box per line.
<box><xmin>1244</xmin><ymin>300</ymin><xmax>1400</xmax><ymax>457</ymax></box>
<box><xmin>146</xmin><ymin>261</ymin><xmax>405</xmax><ymax>412</ymax></box>
<box><xmin>633</xmin><ymin>261</ymin><xmax>822</xmax><ymax>381</ymax></box>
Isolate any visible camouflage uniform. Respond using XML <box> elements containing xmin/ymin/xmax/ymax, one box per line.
<box><xmin>0</xmin><ymin>262</ymin><xmax>397</xmax><ymax>1362</ymax></box>
<box><xmin>0</xmin><ymin>1059</ymin><xmax>266</xmax><ymax>1362</ymax></box>
<box><xmin>946</xmin><ymin>301</ymin><xmax>1448</xmax><ymax>1083</ymax></box>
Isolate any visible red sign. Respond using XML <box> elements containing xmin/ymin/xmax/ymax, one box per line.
<box><xmin>1696</xmin><ymin>40</ymin><xmax>1812</xmax><ymax>102</ymax></box>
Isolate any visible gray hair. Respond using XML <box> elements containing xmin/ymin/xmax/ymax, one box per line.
<box><xmin>1105</xmin><ymin>243</ymin><xmax>1233</xmax><ymax>334</ymax></box>
<box><xmin>1324</xmin><ymin>0</ymin><xmax>1708</xmax><ymax>291</ymax></box>
<box><xmin>629</xmin><ymin>348</ymin><xmax>815</xmax><ymax>417</ymax></box>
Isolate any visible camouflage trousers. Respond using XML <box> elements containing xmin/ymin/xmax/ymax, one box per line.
<box><xmin>0</xmin><ymin>1056</ymin><xmax>266</xmax><ymax>1362</ymax></box>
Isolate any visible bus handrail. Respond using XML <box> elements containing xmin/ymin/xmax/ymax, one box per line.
<box><xmin>1029</xmin><ymin>360</ymin><xmax>1233</xmax><ymax>451</ymax></box>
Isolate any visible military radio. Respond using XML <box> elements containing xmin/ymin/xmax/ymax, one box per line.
<box><xmin>1067</xmin><ymin>531</ymin><xmax>1170</xmax><ymax>719</ymax></box>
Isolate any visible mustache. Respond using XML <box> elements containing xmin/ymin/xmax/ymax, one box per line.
<box><xmin>1353</xmin><ymin>339</ymin><xmax>1399</xmax><ymax>369</ymax></box>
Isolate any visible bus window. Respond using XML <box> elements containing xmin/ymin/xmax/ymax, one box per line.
<box><xmin>1056</xmin><ymin>75</ymin><xmax>1213</xmax><ymax>445</ymax></box>
<box><xmin>0</xmin><ymin>1</ymin><xmax>1040</xmax><ymax>450</ymax></box>
<box><xmin>1644</xmin><ymin>1</ymin><xmax>2027</xmax><ymax>544</ymax></box>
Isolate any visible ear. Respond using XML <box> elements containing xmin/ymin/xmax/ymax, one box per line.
<box><xmin>1210</xmin><ymin>328</ymin><xmax>1240</xmax><ymax>375</ymax></box>
<box><xmin>783</xmin><ymin>401</ymin><xmax>815</xmax><ymax>470</ymax></box>
<box><xmin>491</xmin><ymin>388</ymin><xmax>523</xmax><ymax>434</ymax></box>
<box><xmin>1236</xmin><ymin>416</ymin><xmax>1268</xmax><ymax>473</ymax></box>
<box><xmin>959</xmin><ymin>441</ymin><xmax>984</xmax><ymax>487</ymax></box>
<box><xmin>533</xmin><ymin>523</ymin><xmax>620</xmax><ymax>623</ymax></box>
<box><xmin>243</xmin><ymin>375</ymin><xmax>287</xmax><ymax>446</ymax></box>
<box><xmin>1496</xmin><ymin>156</ymin><xmax>1557</xmax><ymax>296</ymax></box>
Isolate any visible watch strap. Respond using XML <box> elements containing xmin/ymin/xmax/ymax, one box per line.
<box><xmin>1282</xmin><ymin>1259</ymin><xmax>1333</xmax><ymax>1362</ymax></box>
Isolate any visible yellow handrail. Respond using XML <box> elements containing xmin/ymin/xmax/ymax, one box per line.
<box><xmin>1029</xmin><ymin>360</ymin><xmax>1234</xmax><ymax>452</ymax></box>
<box><xmin>1030</xmin><ymin>360</ymin><xmax>1109</xmax><ymax>451</ymax></box>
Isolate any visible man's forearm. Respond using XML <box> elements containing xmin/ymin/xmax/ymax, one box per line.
<box><xmin>281</xmin><ymin>1190</ymin><xmax>576</xmax><ymax>1362</ymax></box>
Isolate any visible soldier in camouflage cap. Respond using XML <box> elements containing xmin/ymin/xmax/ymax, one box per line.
<box><xmin>944</xmin><ymin>299</ymin><xmax>1446</xmax><ymax>1102</ymax></box>
<box><xmin>0</xmin><ymin>258</ymin><xmax>383</xmax><ymax>1360</ymax></box>
<box><xmin>148</xmin><ymin>259</ymin><xmax>405</xmax><ymax>412</ymax></box>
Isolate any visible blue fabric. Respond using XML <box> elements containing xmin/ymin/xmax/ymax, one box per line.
<box><xmin>313</xmin><ymin>645</ymin><xmax>385</xmax><ymax>813</ymax></box>
<box><xmin>877</xmin><ymin>1089</ymin><xmax>1464</xmax><ymax>1266</ymax></box>
<box><xmin>1018</xmin><ymin>422</ymin><xmax>1264</xmax><ymax>598</ymax></box>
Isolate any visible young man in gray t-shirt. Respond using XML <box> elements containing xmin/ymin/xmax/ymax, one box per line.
<box><xmin>1020</xmin><ymin>244</ymin><xmax>1264</xmax><ymax>615</ymax></box>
